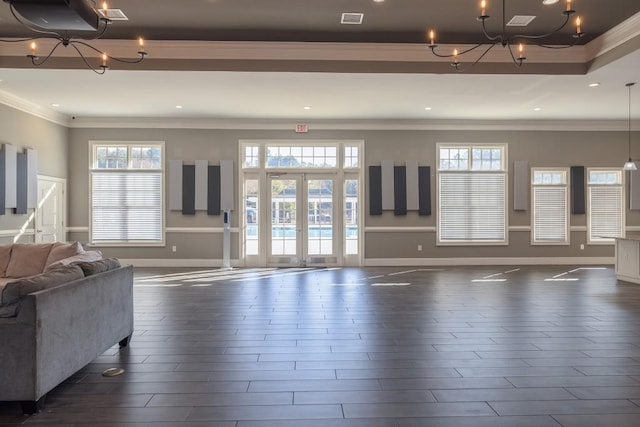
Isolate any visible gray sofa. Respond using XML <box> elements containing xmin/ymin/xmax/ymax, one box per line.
<box><xmin>0</xmin><ymin>262</ymin><xmax>134</xmax><ymax>414</ymax></box>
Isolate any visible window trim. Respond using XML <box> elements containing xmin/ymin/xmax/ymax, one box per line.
<box><xmin>530</xmin><ymin>167</ymin><xmax>570</xmax><ymax>246</ymax></box>
<box><xmin>88</xmin><ymin>141</ymin><xmax>166</xmax><ymax>247</ymax></box>
<box><xmin>587</xmin><ymin>167</ymin><xmax>625</xmax><ymax>245</ymax></box>
<box><xmin>436</xmin><ymin>143</ymin><xmax>509</xmax><ymax>246</ymax></box>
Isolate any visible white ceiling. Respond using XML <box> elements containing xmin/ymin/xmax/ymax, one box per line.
<box><xmin>0</xmin><ymin>46</ymin><xmax>639</xmax><ymax>124</ymax></box>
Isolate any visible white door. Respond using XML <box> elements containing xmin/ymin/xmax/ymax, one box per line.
<box><xmin>267</xmin><ymin>174</ymin><xmax>338</xmax><ymax>267</ymax></box>
<box><xmin>35</xmin><ymin>176</ymin><xmax>65</xmax><ymax>243</ymax></box>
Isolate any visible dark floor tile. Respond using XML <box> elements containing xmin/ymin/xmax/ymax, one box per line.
<box><xmin>343</xmin><ymin>402</ymin><xmax>495</xmax><ymax>418</ymax></box>
<box><xmin>187</xmin><ymin>404</ymin><xmax>343</xmax><ymax>421</ymax></box>
<box><xmin>506</xmin><ymin>375</ymin><xmax>640</xmax><ymax>388</ymax></box>
<box><xmin>23</xmin><ymin>407</ymin><xmax>192</xmax><ymax>424</ymax></box>
<box><xmin>489</xmin><ymin>399</ymin><xmax>640</xmax><ymax>416</ymax></box>
<box><xmin>295</xmin><ymin>390</ymin><xmax>435</xmax><ymax>404</ymax></box>
<box><xmin>380</xmin><ymin>377</ymin><xmax>514</xmax><ymax>390</ymax></box>
<box><xmin>397</xmin><ymin>416</ymin><xmax>561</xmax><ymax>427</ymax></box>
<box><xmin>566</xmin><ymin>386</ymin><xmax>640</xmax><ymax>399</ymax></box>
<box><xmin>238</xmin><ymin>420</ymin><xmax>398</xmax><ymax>427</ymax></box>
<box><xmin>249</xmin><ymin>379</ymin><xmax>381</xmax><ymax>392</ymax></box>
<box><xmin>148</xmin><ymin>392</ymin><xmax>292</xmax><ymax>407</ymax></box>
<box><xmin>551</xmin><ymin>414</ymin><xmax>640</xmax><ymax>427</ymax></box>
<box><xmin>433</xmin><ymin>387</ymin><xmax>576</xmax><ymax>402</ymax></box>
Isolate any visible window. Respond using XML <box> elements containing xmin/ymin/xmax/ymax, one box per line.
<box><xmin>588</xmin><ymin>169</ymin><xmax>624</xmax><ymax>244</ymax></box>
<box><xmin>90</xmin><ymin>143</ymin><xmax>164</xmax><ymax>245</ymax></box>
<box><xmin>344</xmin><ymin>146</ymin><xmax>360</xmax><ymax>168</ymax></box>
<box><xmin>265</xmin><ymin>145</ymin><xmax>338</xmax><ymax>168</ymax></box>
<box><xmin>344</xmin><ymin>179</ymin><xmax>359</xmax><ymax>255</ymax></box>
<box><xmin>437</xmin><ymin>144</ymin><xmax>507</xmax><ymax>244</ymax></box>
<box><xmin>243</xmin><ymin>146</ymin><xmax>260</xmax><ymax>168</ymax></box>
<box><xmin>531</xmin><ymin>169</ymin><xmax>569</xmax><ymax>245</ymax></box>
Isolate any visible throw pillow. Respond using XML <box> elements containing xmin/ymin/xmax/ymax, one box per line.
<box><xmin>43</xmin><ymin>250</ymin><xmax>103</xmax><ymax>272</ymax></box>
<box><xmin>45</xmin><ymin>241</ymin><xmax>85</xmax><ymax>268</ymax></box>
<box><xmin>76</xmin><ymin>258</ymin><xmax>122</xmax><ymax>277</ymax></box>
<box><xmin>5</xmin><ymin>243</ymin><xmax>53</xmax><ymax>278</ymax></box>
<box><xmin>0</xmin><ymin>244</ymin><xmax>12</xmax><ymax>277</ymax></box>
<box><xmin>0</xmin><ymin>265</ymin><xmax>84</xmax><ymax>306</ymax></box>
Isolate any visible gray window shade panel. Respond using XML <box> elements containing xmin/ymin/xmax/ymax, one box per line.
<box><xmin>195</xmin><ymin>160</ymin><xmax>208</xmax><ymax>211</ymax></box>
<box><xmin>418</xmin><ymin>166</ymin><xmax>431</xmax><ymax>216</ymax></box>
<box><xmin>168</xmin><ymin>160</ymin><xmax>182</xmax><ymax>211</ymax></box>
<box><xmin>533</xmin><ymin>187</ymin><xmax>568</xmax><ymax>242</ymax></box>
<box><xmin>207</xmin><ymin>165</ymin><xmax>221</xmax><ymax>215</ymax></box>
<box><xmin>369</xmin><ymin>166</ymin><xmax>382</xmax><ymax>215</ymax></box>
<box><xmin>26</xmin><ymin>149</ymin><xmax>37</xmax><ymax>209</ymax></box>
<box><xmin>513</xmin><ymin>160</ymin><xmax>528</xmax><ymax>211</ymax></box>
<box><xmin>92</xmin><ymin>172</ymin><xmax>162</xmax><ymax>242</ymax></box>
<box><xmin>3</xmin><ymin>144</ymin><xmax>16</xmax><ymax>209</ymax></box>
<box><xmin>182</xmin><ymin>164</ymin><xmax>196</xmax><ymax>215</ymax></box>
<box><xmin>589</xmin><ymin>186</ymin><xmax>623</xmax><ymax>240</ymax></box>
<box><xmin>439</xmin><ymin>172</ymin><xmax>506</xmax><ymax>242</ymax></box>
<box><xmin>15</xmin><ymin>153</ymin><xmax>27</xmax><ymax>215</ymax></box>
<box><xmin>381</xmin><ymin>160</ymin><xmax>395</xmax><ymax>211</ymax></box>
<box><xmin>394</xmin><ymin>166</ymin><xmax>407</xmax><ymax>215</ymax></box>
<box><xmin>405</xmin><ymin>160</ymin><xmax>419</xmax><ymax>211</ymax></box>
<box><xmin>220</xmin><ymin>160</ymin><xmax>234</xmax><ymax>211</ymax></box>
<box><xmin>571</xmin><ymin>166</ymin><xmax>585</xmax><ymax>214</ymax></box>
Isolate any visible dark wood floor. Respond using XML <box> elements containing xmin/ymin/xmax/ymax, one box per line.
<box><xmin>4</xmin><ymin>265</ymin><xmax>640</xmax><ymax>426</ymax></box>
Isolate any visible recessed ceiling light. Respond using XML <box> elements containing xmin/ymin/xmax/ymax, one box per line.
<box><xmin>303</xmin><ymin>106</ymin><xmax>312</xmax><ymax>110</ymax></box>
<box><xmin>533</xmin><ymin>107</ymin><xmax>542</xmax><ymax>111</ymax></box>
<box><xmin>542</xmin><ymin>0</ymin><xmax>559</xmax><ymax>5</ymax></box>
<box><xmin>51</xmin><ymin>103</ymin><xmax>60</xmax><ymax>107</ymax></box>
<box><xmin>424</xmin><ymin>107</ymin><xmax>432</xmax><ymax>111</ymax></box>
<box><xmin>175</xmin><ymin>105</ymin><xmax>183</xmax><ymax>109</ymax></box>
<box><xmin>373</xmin><ymin>0</ymin><xmax>385</xmax><ymax>2</ymax></box>
<box><xmin>588</xmin><ymin>82</ymin><xmax>600</xmax><ymax>87</ymax></box>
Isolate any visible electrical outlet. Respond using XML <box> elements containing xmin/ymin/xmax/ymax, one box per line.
<box><xmin>580</xmin><ymin>244</ymin><xmax>584</xmax><ymax>250</ymax></box>
<box><xmin>417</xmin><ymin>245</ymin><xmax>423</xmax><ymax>251</ymax></box>
<box><xmin>172</xmin><ymin>245</ymin><xmax>177</xmax><ymax>252</ymax></box>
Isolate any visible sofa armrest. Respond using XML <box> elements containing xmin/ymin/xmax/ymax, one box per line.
<box><xmin>0</xmin><ymin>265</ymin><xmax>134</xmax><ymax>402</ymax></box>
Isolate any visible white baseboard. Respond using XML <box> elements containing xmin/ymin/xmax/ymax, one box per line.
<box><xmin>120</xmin><ymin>258</ymin><xmax>242</xmax><ymax>268</ymax></box>
<box><xmin>364</xmin><ymin>257</ymin><xmax>615</xmax><ymax>267</ymax></box>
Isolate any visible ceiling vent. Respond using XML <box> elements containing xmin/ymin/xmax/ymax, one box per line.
<box><xmin>341</xmin><ymin>12</ymin><xmax>363</xmax><ymax>25</ymax></box>
<box><xmin>506</xmin><ymin>15</ymin><xmax>536</xmax><ymax>26</ymax></box>
<box><xmin>96</xmin><ymin>8</ymin><xmax>128</xmax><ymax>21</ymax></box>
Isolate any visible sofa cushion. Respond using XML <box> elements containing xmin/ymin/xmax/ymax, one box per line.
<box><xmin>0</xmin><ymin>245</ymin><xmax>12</xmax><ymax>277</ymax></box>
<box><xmin>45</xmin><ymin>242</ymin><xmax>85</xmax><ymax>268</ymax></box>
<box><xmin>44</xmin><ymin>250</ymin><xmax>103</xmax><ymax>272</ymax></box>
<box><xmin>0</xmin><ymin>301</ymin><xmax>19</xmax><ymax>318</ymax></box>
<box><xmin>5</xmin><ymin>243</ymin><xmax>53</xmax><ymax>278</ymax></box>
<box><xmin>0</xmin><ymin>265</ymin><xmax>85</xmax><ymax>307</ymax></box>
<box><xmin>76</xmin><ymin>258</ymin><xmax>121</xmax><ymax>277</ymax></box>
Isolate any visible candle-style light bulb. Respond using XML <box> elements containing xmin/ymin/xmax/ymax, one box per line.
<box><xmin>453</xmin><ymin>48</ymin><xmax>458</xmax><ymax>61</ymax></box>
<box><xmin>566</xmin><ymin>0</ymin><xmax>572</xmax><ymax>12</ymax></box>
<box><xmin>102</xmin><ymin>1</ymin><xmax>108</xmax><ymax>10</ymax></box>
<box><xmin>139</xmin><ymin>37</ymin><xmax>145</xmax><ymax>51</ymax></box>
<box><xmin>575</xmin><ymin>16</ymin><xmax>581</xmax><ymax>34</ymax></box>
<box><xmin>518</xmin><ymin>43</ymin><xmax>524</xmax><ymax>58</ymax></box>
<box><xmin>481</xmin><ymin>0</ymin><xmax>487</xmax><ymax>16</ymax></box>
<box><xmin>30</xmin><ymin>41</ymin><xmax>36</xmax><ymax>56</ymax></box>
<box><xmin>428</xmin><ymin>29</ymin><xmax>435</xmax><ymax>46</ymax></box>
<box><xmin>101</xmin><ymin>53</ymin><xmax>108</xmax><ymax>67</ymax></box>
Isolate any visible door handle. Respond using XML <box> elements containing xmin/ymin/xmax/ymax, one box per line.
<box><xmin>36</xmin><ymin>229</ymin><xmax>43</xmax><ymax>233</ymax></box>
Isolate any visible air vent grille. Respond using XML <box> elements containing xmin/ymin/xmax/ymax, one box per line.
<box><xmin>341</xmin><ymin>12</ymin><xmax>364</xmax><ymax>25</ymax></box>
<box><xmin>97</xmin><ymin>9</ymin><xmax>129</xmax><ymax>21</ymax></box>
<box><xmin>506</xmin><ymin>15</ymin><xmax>536</xmax><ymax>26</ymax></box>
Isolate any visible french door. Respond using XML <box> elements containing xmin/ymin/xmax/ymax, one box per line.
<box><xmin>267</xmin><ymin>173</ymin><xmax>339</xmax><ymax>267</ymax></box>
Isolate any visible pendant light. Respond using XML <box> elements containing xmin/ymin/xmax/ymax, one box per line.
<box><xmin>623</xmin><ymin>82</ymin><xmax>637</xmax><ymax>171</ymax></box>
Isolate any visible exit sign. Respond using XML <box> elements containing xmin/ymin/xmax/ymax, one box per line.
<box><xmin>295</xmin><ymin>124</ymin><xmax>309</xmax><ymax>133</ymax></box>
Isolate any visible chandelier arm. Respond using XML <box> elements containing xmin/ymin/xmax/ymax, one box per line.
<box><xmin>470</xmin><ymin>43</ymin><xmax>499</xmax><ymax>66</ymax></box>
<box><xmin>430</xmin><ymin>43</ymin><xmax>486</xmax><ymax>58</ymax></box>
<box><xmin>75</xmin><ymin>19</ymin><xmax>110</xmax><ymax>42</ymax></box>
<box><xmin>9</xmin><ymin>4</ymin><xmax>64</xmax><ymax>39</ymax></box>
<box><xmin>0</xmin><ymin>38</ymin><xmax>35</xmax><ymax>42</ymax></box>
<box><xmin>480</xmin><ymin>18</ymin><xmax>502</xmax><ymax>43</ymax></box>
<box><xmin>69</xmin><ymin>42</ymin><xmax>106</xmax><ymax>74</ymax></box>
<box><xmin>30</xmin><ymin>40</ymin><xmax>64</xmax><ymax>66</ymax></box>
<box><xmin>512</xmin><ymin>14</ymin><xmax>571</xmax><ymax>40</ymax></box>
<box><xmin>523</xmin><ymin>36</ymin><xmax>581</xmax><ymax>50</ymax></box>
<box><xmin>506</xmin><ymin>43</ymin><xmax>523</xmax><ymax>67</ymax></box>
<box><xmin>72</xmin><ymin>40</ymin><xmax>146</xmax><ymax>64</ymax></box>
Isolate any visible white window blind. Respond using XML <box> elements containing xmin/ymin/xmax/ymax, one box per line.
<box><xmin>589</xmin><ymin>186</ymin><xmax>623</xmax><ymax>242</ymax></box>
<box><xmin>92</xmin><ymin>171</ymin><xmax>163</xmax><ymax>242</ymax></box>
<box><xmin>439</xmin><ymin>172</ymin><xmax>506</xmax><ymax>242</ymax></box>
<box><xmin>533</xmin><ymin>187</ymin><xmax>568</xmax><ymax>243</ymax></box>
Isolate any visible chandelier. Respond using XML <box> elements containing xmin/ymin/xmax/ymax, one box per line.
<box><xmin>1</xmin><ymin>0</ymin><xmax>147</xmax><ymax>75</ymax></box>
<box><xmin>427</xmin><ymin>0</ymin><xmax>584</xmax><ymax>71</ymax></box>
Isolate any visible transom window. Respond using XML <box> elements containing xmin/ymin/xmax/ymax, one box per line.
<box><xmin>588</xmin><ymin>169</ymin><xmax>624</xmax><ymax>244</ymax></box>
<box><xmin>265</xmin><ymin>145</ymin><xmax>338</xmax><ymax>168</ymax></box>
<box><xmin>437</xmin><ymin>144</ymin><xmax>507</xmax><ymax>245</ymax></box>
<box><xmin>344</xmin><ymin>146</ymin><xmax>360</xmax><ymax>168</ymax></box>
<box><xmin>243</xmin><ymin>146</ymin><xmax>260</xmax><ymax>168</ymax></box>
<box><xmin>90</xmin><ymin>142</ymin><xmax>164</xmax><ymax>245</ymax></box>
<box><xmin>531</xmin><ymin>169</ymin><xmax>569</xmax><ymax>245</ymax></box>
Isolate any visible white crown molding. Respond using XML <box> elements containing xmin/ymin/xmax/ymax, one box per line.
<box><xmin>0</xmin><ymin>89</ymin><xmax>69</xmax><ymax>126</ymax></box>
<box><xmin>66</xmin><ymin>226</ymin><xmax>89</xmax><ymax>233</ymax></box>
<box><xmin>586</xmin><ymin>11</ymin><xmax>640</xmax><ymax>60</ymax></box>
<box><xmin>364</xmin><ymin>257</ymin><xmax>614</xmax><ymax>267</ymax></box>
<box><xmin>68</xmin><ymin>117</ymin><xmax>638</xmax><ymax>132</ymax></box>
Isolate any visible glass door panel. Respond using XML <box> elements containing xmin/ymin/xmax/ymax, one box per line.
<box><xmin>269</xmin><ymin>177</ymin><xmax>300</xmax><ymax>266</ymax></box>
<box><xmin>307</xmin><ymin>179</ymin><xmax>333</xmax><ymax>256</ymax></box>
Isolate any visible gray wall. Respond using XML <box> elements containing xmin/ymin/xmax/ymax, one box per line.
<box><xmin>0</xmin><ymin>105</ymin><xmax>68</xmax><ymax>244</ymax></box>
<box><xmin>67</xmin><ymin>126</ymin><xmax>639</xmax><ymax>262</ymax></box>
